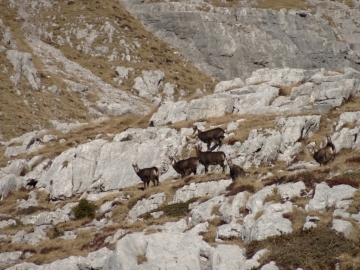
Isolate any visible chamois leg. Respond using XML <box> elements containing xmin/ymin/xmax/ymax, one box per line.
<box><xmin>204</xmin><ymin>165</ymin><xmax>209</xmax><ymax>174</ymax></box>
<box><xmin>221</xmin><ymin>163</ymin><xmax>226</xmax><ymax>173</ymax></box>
<box><xmin>207</xmin><ymin>141</ymin><xmax>211</xmax><ymax>151</ymax></box>
<box><xmin>217</xmin><ymin>139</ymin><xmax>223</xmax><ymax>150</ymax></box>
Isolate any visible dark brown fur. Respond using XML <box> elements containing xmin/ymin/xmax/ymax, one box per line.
<box><xmin>311</xmin><ymin>135</ymin><xmax>336</xmax><ymax>165</ymax></box>
<box><xmin>132</xmin><ymin>164</ymin><xmax>159</xmax><ymax>189</ymax></box>
<box><xmin>194</xmin><ymin>144</ymin><xmax>226</xmax><ymax>174</ymax></box>
<box><xmin>193</xmin><ymin>125</ymin><xmax>225</xmax><ymax>151</ymax></box>
<box><xmin>169</xmin><ymin>156</ymin><xmax>198</xmax><ymax>178</ymax></box>
<box><xmin>227</xmin><ymin>159</ymin><xmax>245</xmax><ymax>181</ymax></box>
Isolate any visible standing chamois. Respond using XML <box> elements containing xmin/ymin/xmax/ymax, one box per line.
<box><xmin>194</xmin><ymin>143</ymin><xmax>226</xmax><ymax>174</ymax></box>
<box><xmin>227</xmin><ymin>158</ymin><xmax>245</xmax><ymax>181</ymax></box>
<box><xmin>169</xmin><ymin>156</ymin><xmax>198</xmax><ymax>178</ymax></box>
<box><xmin>309</xmin><ymin>135</ymin><xmax>336</xmax><ymax>165</ymax></box>
<box><xmin>192</xmin><ymin>125</ymin><xmax>225</xmax><ymax>151</ymax></box>
<box><xmin>132</xmin><ymin>163</ymin><xmax>159</xmax><ymax>189</ymax></box>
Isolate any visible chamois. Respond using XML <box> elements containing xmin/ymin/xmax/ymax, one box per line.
<box><xmin>192</xmin><ymin>125</ymin><xmax>225</xmax><ymax>151</ymax></box>
<box><xmin>310</xmin><ymin>135</ymin><xmax>336</xmax><ymax>165</ymax></box>
<box><xmin>132</xmin><ymin>163</ymin><xmax>159</xmax><ymax>189</ymax></box>
<box><xmin>227</xmin><ymin>159</ymin><xmax>245</xmax><ymax>181</ymax></box>
<box><xmin>169</xmin><ymin>156</ymin><xmax>198</xmax><ymax>178</ymax></box>
<box><xmin>194</xmin><ymin>143</ymin><xmax>226</xmax><ymax>174</ymax></box>
<box><xmin>26</xmin><ymin>178</ymin><xmax>38</xmax><ymax>188</ymax></box>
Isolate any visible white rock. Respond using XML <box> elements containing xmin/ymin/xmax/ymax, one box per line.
<box><xmin>307</xmin><ymin>183</ymin><xmax>357</xmax><ymax>212</ymax></box>
<box><xmin>0</xmin><ymin>219</ymin><xmax>16</xmax><ymax>229</ymax></box>
<box><xmin>336</xmin><ymin>111</ymin><xmax>360</xmax><ymax>130</ymax></box>
<box><xmin>219</xmin><ymin>191</ymin><xmax>250</xmax><ymax>223</ymax></box>
<box><xmin>103</xmin><ymin>232</ymin><xmax>212</xmax><ymax>270</ymax></box>
<box><xmin>210</xmin><ymin>244</ymin><xmax>246</xmax><ymax>269</ymax></box>
<box><xmin>128</xmin><ymin>193</ymin><xmax>166</xmax><ymax>219</ymax></box>
<box><xmin>0</xmin><ymin>251</ymin><xmax>22</xmax><ymax>268</ymax></box>
<box><xmin>189</xmin><ymin>195</ymin><xmax>226</xmax><ymax>226</ymax></box>
<box><xmin>214</xmin><ymin>78</ymin><xmax>244</xmax><ymax>93</ymax></box>
<box><xmin>244</xmin><ymin>248</ymin><xmax>270</xmax><ymax>270</ymax></box>
<box><xmin>243</xmin><ymin>202</ymin><xmax>293</xmax><ymax>242</ymax></box>
<box><xmin>303</xmin><ymin>215</ymin><xmax>320</xmax><ymax>230</ymax></box>
<box><xmin>171</xmin><ymin>180</ymin><xmax>232</xmax><ymax>203</ymax></box>
<box><xmin>261</xmin><ymin>261</ymin><xmax>280</xmax><ymax>270</ymax></box>
<box><xmin>332</xmin><ymin>219</ymin><xmax>354</xmax><ymax>238</ymax></box>
<box><xmin>216</xmin><ymin>222</ymin><xmax>243</xmax><ymax>240</ymax></box>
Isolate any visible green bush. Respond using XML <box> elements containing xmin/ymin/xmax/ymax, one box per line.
<box><xmin>72</xmin><ymin>199</ymin><xmax>98</xmax><ymax>220</ymax></box>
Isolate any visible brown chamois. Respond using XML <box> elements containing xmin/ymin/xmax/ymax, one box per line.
<box><xmin>132</xmin><ymin>163</ymin><xmax>159</xmax><ymax>189</ymax></box>
<box><xmin>227</xmin><ymin>158</ymin><xmax>245</xmax><ymax>181</ymax></box>
<box><xmin>192</xmin><ymin>125</ymin><xmax>225</xmax><ymax>151</ymax></box>
<box><xmin>169</xmin><ymin>156</ymin><xmax>198</xmax><ymax>178</ymax></box>
<box><xmin>194</xmin><ymin>143</ymin><xmax>226</xmax><ymax>174</ymax></box>
<box><xmin>310</xmin><ymin>135</ymin><xmax>336</xmax><ymax>165</ymax></box>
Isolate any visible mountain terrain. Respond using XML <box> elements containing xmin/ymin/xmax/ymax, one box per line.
<box><xmin>1</xmin><ymin>0</ymin><xmax>360</xmax><ymax>269</ymax></box>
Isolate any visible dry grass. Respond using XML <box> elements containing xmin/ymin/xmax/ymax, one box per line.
<box><xmin>246</xmin><ymin>226</ymin><xmax>359</xmax><ymax>269</ymax></box>
<box><xmin>347</xmin><ymin>190</ymin><xmax>360</xmax><ymax>214</ymax></box>
<box><xmin>199</xmin><ymin>217</ymin><xmax>222</xmax><ymax>245</ymax></box>
<box><xmin>282</xmin><ymin>206</ymin><xmax>307</xmax><ymax>231</ymax></box>
<box><xmin>0</xmin><ymin>2</ymin><xmax>91</xmax><ymax>141</ymax></box>
<box><xmin>36</xmin><ymin>0</ymin><xmax>217</xmax><ymax>101</ymax></box>
<box><xmin>137</xmin><ymin>254</ymin><xmax>148</xmax><ymax>265</ymax></box>
<box><xmin>0</xmin><ymin>111</ymin><xmax>154</xmax><ymax>168</ymax></box>
<box><xmin>254</xmin><ymin>210</ymin><xmax>264</xmax><ymax>220</ymax></box>
<box><xmin>254</xmin><ymin>0</ymin><xmax>314</xmax><ymax>10</ymax></box>
<box><xmin>263</xmin><ymin>187</ymin><xmax>283</xmax><ymax>204</ymax></box>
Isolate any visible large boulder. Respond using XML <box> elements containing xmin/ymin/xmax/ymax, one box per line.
<box><xmin>307</xmin><ymin>182</ymin><xmax>357</xmax><ymax>212</ymax></box>
<box><xmin>35</xmin><ymin>127</ymin><xmax>182</xmax><ymax>200</ymax></box>
<box><xmin>103</xmin><ymin>232</ymin><xmax>213</xmax><ymax>270</ymax></box>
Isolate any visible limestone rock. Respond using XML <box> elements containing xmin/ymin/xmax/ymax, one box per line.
<box><xmin>242</xmin><ymin>202</ymin><xmax>293</xmax><ymax>242</ymax></box>
<box><xmin>6</xmin><ymin>50</ymin><xmax>41</xmax><ymax>90</ymax></box>
<box><xmin>128</xmin><ymin>192</ymin><xmax>166</xmax><ymax>219</ymax></box>
<box><xmin>103</xmin><ymin>232</ymin><xmax>212</xmax><ymax>270</ymax></box>
<box><xmin>0</xmin><ymin>251</ymin><xmax>22</xmax><ymax>268</ymax></box>
<box><xmin>216</xmin><ymin>222</ymin><xmax>243</xmax><ymax>240</ymax></box>
<box><xmin>307</xmin><ymin>182</ymin><xmax>357</xmax><ymax>212</ymax></box>
<box><xmin>171</xmin><ymin>180</ymin><xmax>232</xmax><ymax>203</ymax></box>
<box><xmin>332</xmin><ymin>219</ymin><xmax>354</xmax><ymax>238</ymax></box>
<box><xmin>214</xmin><ymin>78</ymin><xmax>244</xmax><ymax>93</ymax></box>
<box><xmin>189</xmin><ymin>195</ymin><xmax>226</xmax><ymax>226</ymax></box>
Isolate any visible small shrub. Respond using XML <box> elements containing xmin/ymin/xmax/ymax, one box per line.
<box><xmin>39</xmin><ymin>246</ymin><xmax>61</xmax><ymax>254</ymax></box>
<box><xmin>263</xmin><ymin>187</ymin><xmax>283</xmax><ymax>204</ymax></box>
<box><xmin>345</xmin><ymin>156</ymin><xmax>360</xmax><ymax>164</ymax></box>
<box><xmin>62</xmin><ymin>160</ymin><xmax>69</xmax><ymax>169</ymax></box>
<box><xmin>72</xmin><ymin>199</ymin><xmax>97</xmax><ymax>220</ymax></box>
<box><xmin>254</xmin><ymin>210</ymin><xmax>264</xmax><ymax>220</ymax></box>
<box><xmin>120</xmin><ymin>135</ymin><xmax>132</xmax><ymax>142</ymax></box>
<box><xmin>137</xmin><ymin>254</ymin><xmax>147</xmax><ymax>265</ymax></box>
<box><xmin>17</xmin><ymin>206</ymin><xmax>47</xmax><ymax>215</ymax></box>
<box><xmin>325</xmin><ymin>178</ymin><xmax>359</xmax><ymax>188</ymax></box>
<box><xmin>47</xmin><ymin>226</ymin><xmax>64</xmax><ymax>239</ymax></box>
<box><xmin>347</xmin><ymin>190</ymin><xmax>360</xmax><ymax>214</ymax></box>
<box><xmin>246</xmin><ymin>227</ymin><xmax>359</xmax><ymax>269</ymax></box>
<box><xmin>211</xmin><ymin>205</ymin><xmax>221</xmax><ymax>216</ymax></box>
<box><xmin>264</xmin><ymin>171</ymin><xmax>320</xmax><ymax>189</ymax></box>
<box><xmin>226</xmin><ymin>184</ymin><xmax>256</xmax><ymax>197</ymax></box>
<box><xmin>159</xmin><ymin>200</ymin><xmax>194</xmax><ymax>218</ymax></box>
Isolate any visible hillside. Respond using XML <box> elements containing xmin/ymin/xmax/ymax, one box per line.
<box><xmin>1</xmin><ymin>0</ymin><xmax>360</xmax><ymax>269</ymax></box>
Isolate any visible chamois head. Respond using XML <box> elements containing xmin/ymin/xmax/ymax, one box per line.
<box><xmin>169</xmin><ymin>156</ymin><xmax>177</xmax><ymax>166</ymax></box>
<box><xmin>132</xmin><ymin>163</ymin><xmax>139</xmax><ymax>173</ymax></box>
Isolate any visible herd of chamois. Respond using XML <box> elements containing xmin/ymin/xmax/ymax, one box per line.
<box><xmin>132</xmin><ymin>125</ymin><xmax>336</xmax><ymax>189</ymax></box>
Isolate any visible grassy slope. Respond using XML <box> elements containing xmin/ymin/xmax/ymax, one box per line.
<box><xmin>0</xmin><ymin>0</ymin><xmax>217</xmax><ymax>141</ymax></box>
<box><xmin>1</xmin><ymin>0</ymin><xmax>360</xmax><ymax>269</ymax></box>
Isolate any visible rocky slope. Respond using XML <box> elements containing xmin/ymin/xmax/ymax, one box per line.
<box><xmin>1</xmin><ymin>0</ymin><xmax>360</xmax><ymax>269</ymax></box>
<box><xmin>120</xmin><ymin>0</ymin><xmax>360</xmax><ymax>80</ymax></box>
